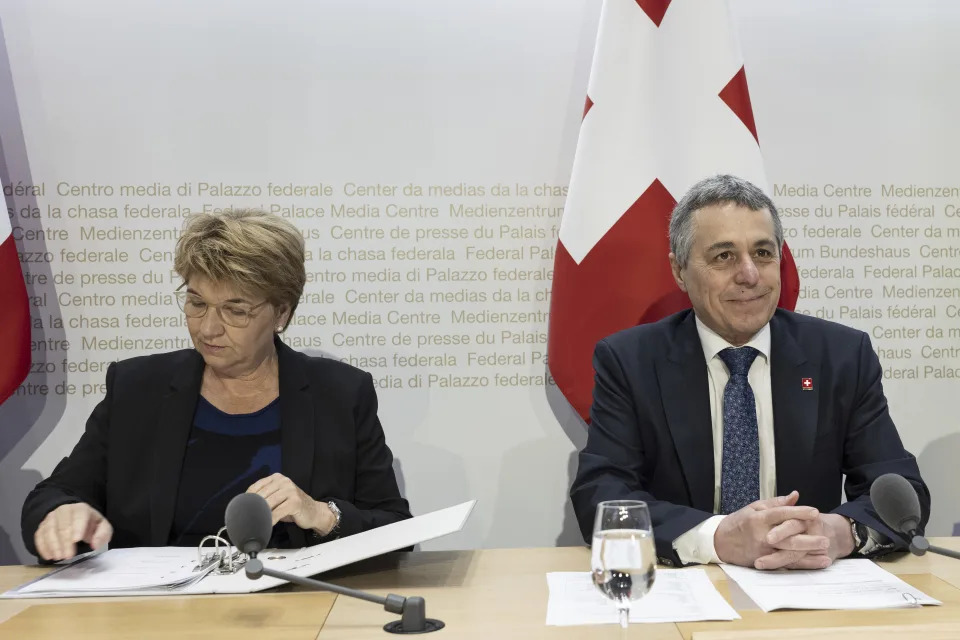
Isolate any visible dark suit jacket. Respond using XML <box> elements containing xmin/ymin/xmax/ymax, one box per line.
<box><xmin>21</xmin><ymin>339</ymin><xmax>411</xmax><ymax>557</ymax></box>
<box><xmin>570</xmin><ymin>309</ymin><xmax>930</xmax><ymax>566</ymax></box>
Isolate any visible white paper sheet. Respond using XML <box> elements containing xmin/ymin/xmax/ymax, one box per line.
<box><xmin>545</xmin><ymin>569</ymin><xmax>740</xmax><ymax>626</ymax></box>
<box><xmin>3</xmin><ymin>500</ymin><xmax>475</xmax><ymax>598</ymax></box>
<box><xmin>721</xmin><ymin>558</ymin><xmax>942</xmax><ymax>612</ymax></box>
<box><xmin>12</xmin><ymin>547</ymin><xmax>215</xmax><ymax>595</ymax></box>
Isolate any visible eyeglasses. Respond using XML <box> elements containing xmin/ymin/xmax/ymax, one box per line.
<box><xmin>174</xmin><ymin>291</ymin><xmax>270</xmax><ymax>328</ymax></box>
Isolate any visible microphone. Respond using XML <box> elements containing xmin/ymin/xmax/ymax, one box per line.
<box><xmin>224</xmin><ymin>493</ymin><xmax>444</xmax><ymax>634</ymax></box>
<box><xmin>869</xmin><ymin>473</ymin><xmax>960</xmax><ymax>560</ymax></box>
<box><xmin>870</xmin><ymin>473</ymin><xmax>922</xmax><ymax>537</ymax></box>
<box><xmin>224</xmin><ymin>493</ymin><xmax>273</xmax><ymax>555</ymax></box>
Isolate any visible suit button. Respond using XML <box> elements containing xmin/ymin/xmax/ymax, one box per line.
<box><xmin>660</xmin><ymin>558</ymin><xmax>674</xmax><ymax>567</ymax></box>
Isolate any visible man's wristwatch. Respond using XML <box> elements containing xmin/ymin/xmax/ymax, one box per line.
<box><xmin>326</xmin><ymin>500</ymin><xmax>342</xmax><ymax>537</ymax></box>
<box><xmin>849</xmin><ymin>518</ymin><xmax>889</xmax><ymax>556</ymax></box>
<box><xmin>850</xmin><ymin>518</ymin><xmax>868</xmax><ymax>554</ymax></box>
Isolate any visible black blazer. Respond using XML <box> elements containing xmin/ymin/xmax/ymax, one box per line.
<box><xmin>570</xmin><ymin>309</ymin><xmax>930</xmax><ymax>566</ymax></box>
<box><xmin>21</xmin><ymin>339</ymin><xmax>411</xmax><ymax>557</ymax></box>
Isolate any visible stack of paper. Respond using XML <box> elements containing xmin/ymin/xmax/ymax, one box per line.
<box><xmin>13</xmin><ymin>548</ymin><xmax>216</xmax><ymax>596</ymax></box>
<box><xmin>546</xmin><ymin>569</ymin><xmax>740</xmax><ymax>625</ymax></box>
<box><xmin>721</xmin><ymin>559</ymin><xmax>942</xmax><ymax>612</ymax></box>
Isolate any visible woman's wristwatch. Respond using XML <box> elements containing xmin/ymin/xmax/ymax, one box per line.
<box><xmin>326</xmin><ymin>500</ymin><xmax>342</xmax><ymax>537</ymax></box>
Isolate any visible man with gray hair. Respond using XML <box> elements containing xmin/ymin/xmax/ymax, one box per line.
<box><xmin>570</xmin><ymin>175</ymin><xmax>929</xmax><ymax>569</ymax></box>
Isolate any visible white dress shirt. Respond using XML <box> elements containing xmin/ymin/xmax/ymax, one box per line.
<box><xmin>672</xmin><ymin>316</ymin><xmax>776</xmax><ymax>564</ymax></box>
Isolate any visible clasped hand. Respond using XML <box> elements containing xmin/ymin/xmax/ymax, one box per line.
<box><xmin>714</xmin><ymin>491</ymin><xmax>854</xmax><ymax>570</ymax></box>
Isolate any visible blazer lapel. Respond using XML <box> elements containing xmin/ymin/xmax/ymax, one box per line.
<box><xmin>149</xmin><ymin>351</ymin><xmax>204</xmax><ymax>545</ymax></box>
<box><xmin>770</xmin><ymin>314</ymin><xmax>819</xmax><ymax>499</ymax></box>
<box><xmin>277</xmin><ymin>339</ymin><xmax>315</xmax><ymax>495</ymax></box>
<box><xmin>658</xmin><ymin>312</ymin><xmax>715</xmax><ymax>512</ymax></box>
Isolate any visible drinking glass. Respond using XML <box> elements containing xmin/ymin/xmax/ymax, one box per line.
<box><xmin>591</xmin><ymin>500</ymin><xmax>656</xmax><ymax>629</ymax></box>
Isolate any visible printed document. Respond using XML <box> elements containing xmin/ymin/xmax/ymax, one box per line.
<box><xmin>721</xmin><ymin>558</ymin><xmax>941</xmax><ymax>612</ymax></box>
<box><xmin>545</xmin><ymin>569</ymin><xmax>740</xmax><ymax>625</ymax></box>
<box><xmin>4</xmin><ymin>500</ymin><xmax>475</xmax><ymax>598</ymax></box>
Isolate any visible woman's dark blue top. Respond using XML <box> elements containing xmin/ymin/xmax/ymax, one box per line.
<box><xmin>170</xmin><ymin>396</ymin><xmax>283</xmax><ymax>547</ymax></box>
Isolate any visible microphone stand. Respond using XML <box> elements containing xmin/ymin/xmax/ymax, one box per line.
<box><xmin>245</xmin><ymin>556</ymin><xmax>444</xmax><ymax>634</ymax></box>
<box><xmin>909</xmin><ymin>535</ymin><xmax>960</xmax><ymax>561</ymax></box>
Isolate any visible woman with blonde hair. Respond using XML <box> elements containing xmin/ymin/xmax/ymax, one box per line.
<box><xmin>22</xmin><ymin>209</ymin><xmax>410</xmax><ymax>560</ymax></box>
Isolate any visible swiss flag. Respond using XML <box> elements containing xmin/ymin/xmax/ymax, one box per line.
<box><xmin>0</xmin><ymin>187</ymin><xmax>30</xmax><ymax>405</ymax></box>
<box><xmin>549</xmin><ymin>0</ymin><xmax>800</xmax><ymax>421</ymax></box>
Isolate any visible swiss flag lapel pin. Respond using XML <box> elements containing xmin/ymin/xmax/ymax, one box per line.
<box><xmin>802</xmin><ymin>377</ymin><xmax>813</xmax><ymax>391</ymax></box>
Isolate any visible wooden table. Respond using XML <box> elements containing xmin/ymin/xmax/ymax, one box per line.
<box><xmin>2</xmin><ymin>539</ymin><xmax>960</xmax><ymax>639</ymax></box>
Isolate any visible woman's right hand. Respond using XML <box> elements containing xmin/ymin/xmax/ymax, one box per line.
<box><xmin>34</xmin><ymin>503</ymin><xmax>113</xmax><ymax>561</ymax></box>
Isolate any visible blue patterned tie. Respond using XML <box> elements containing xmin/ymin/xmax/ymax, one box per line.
<box><xmin>718</xmin><ymin>346</ymin><xmax>761</xmax><ymax>515</ymax></box>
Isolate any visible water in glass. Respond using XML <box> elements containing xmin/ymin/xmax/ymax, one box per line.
<box><xmin>591</xmin><ymin>501</ymin><xmax>655</xmax><ymax>629</ymax></box>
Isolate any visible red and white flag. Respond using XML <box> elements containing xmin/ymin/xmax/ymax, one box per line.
<box><xmin>549</xmin><ymin>0</ymin><xmax>800</xmax><ymax>421</ymax></box>
<box><xmin>0</xmin><ymin>187</ymin><xmax>31</xmax><ymax>405</ymax></box>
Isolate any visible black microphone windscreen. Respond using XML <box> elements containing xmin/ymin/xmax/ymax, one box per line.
<box><xmin>225</xmin><ymin>492</ymin><xmax>273</xmax><ymax>555</ymax></box>
<box><xmin>870</xmin><ymin>473</ymin><xmax>921</xmax><ymax>535</ymax></box>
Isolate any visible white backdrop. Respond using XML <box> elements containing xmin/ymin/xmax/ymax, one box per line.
<box><xmin>0</xmin><ymin>0</ymin><xmax>957</xmax><ymax>564</ymax></box>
